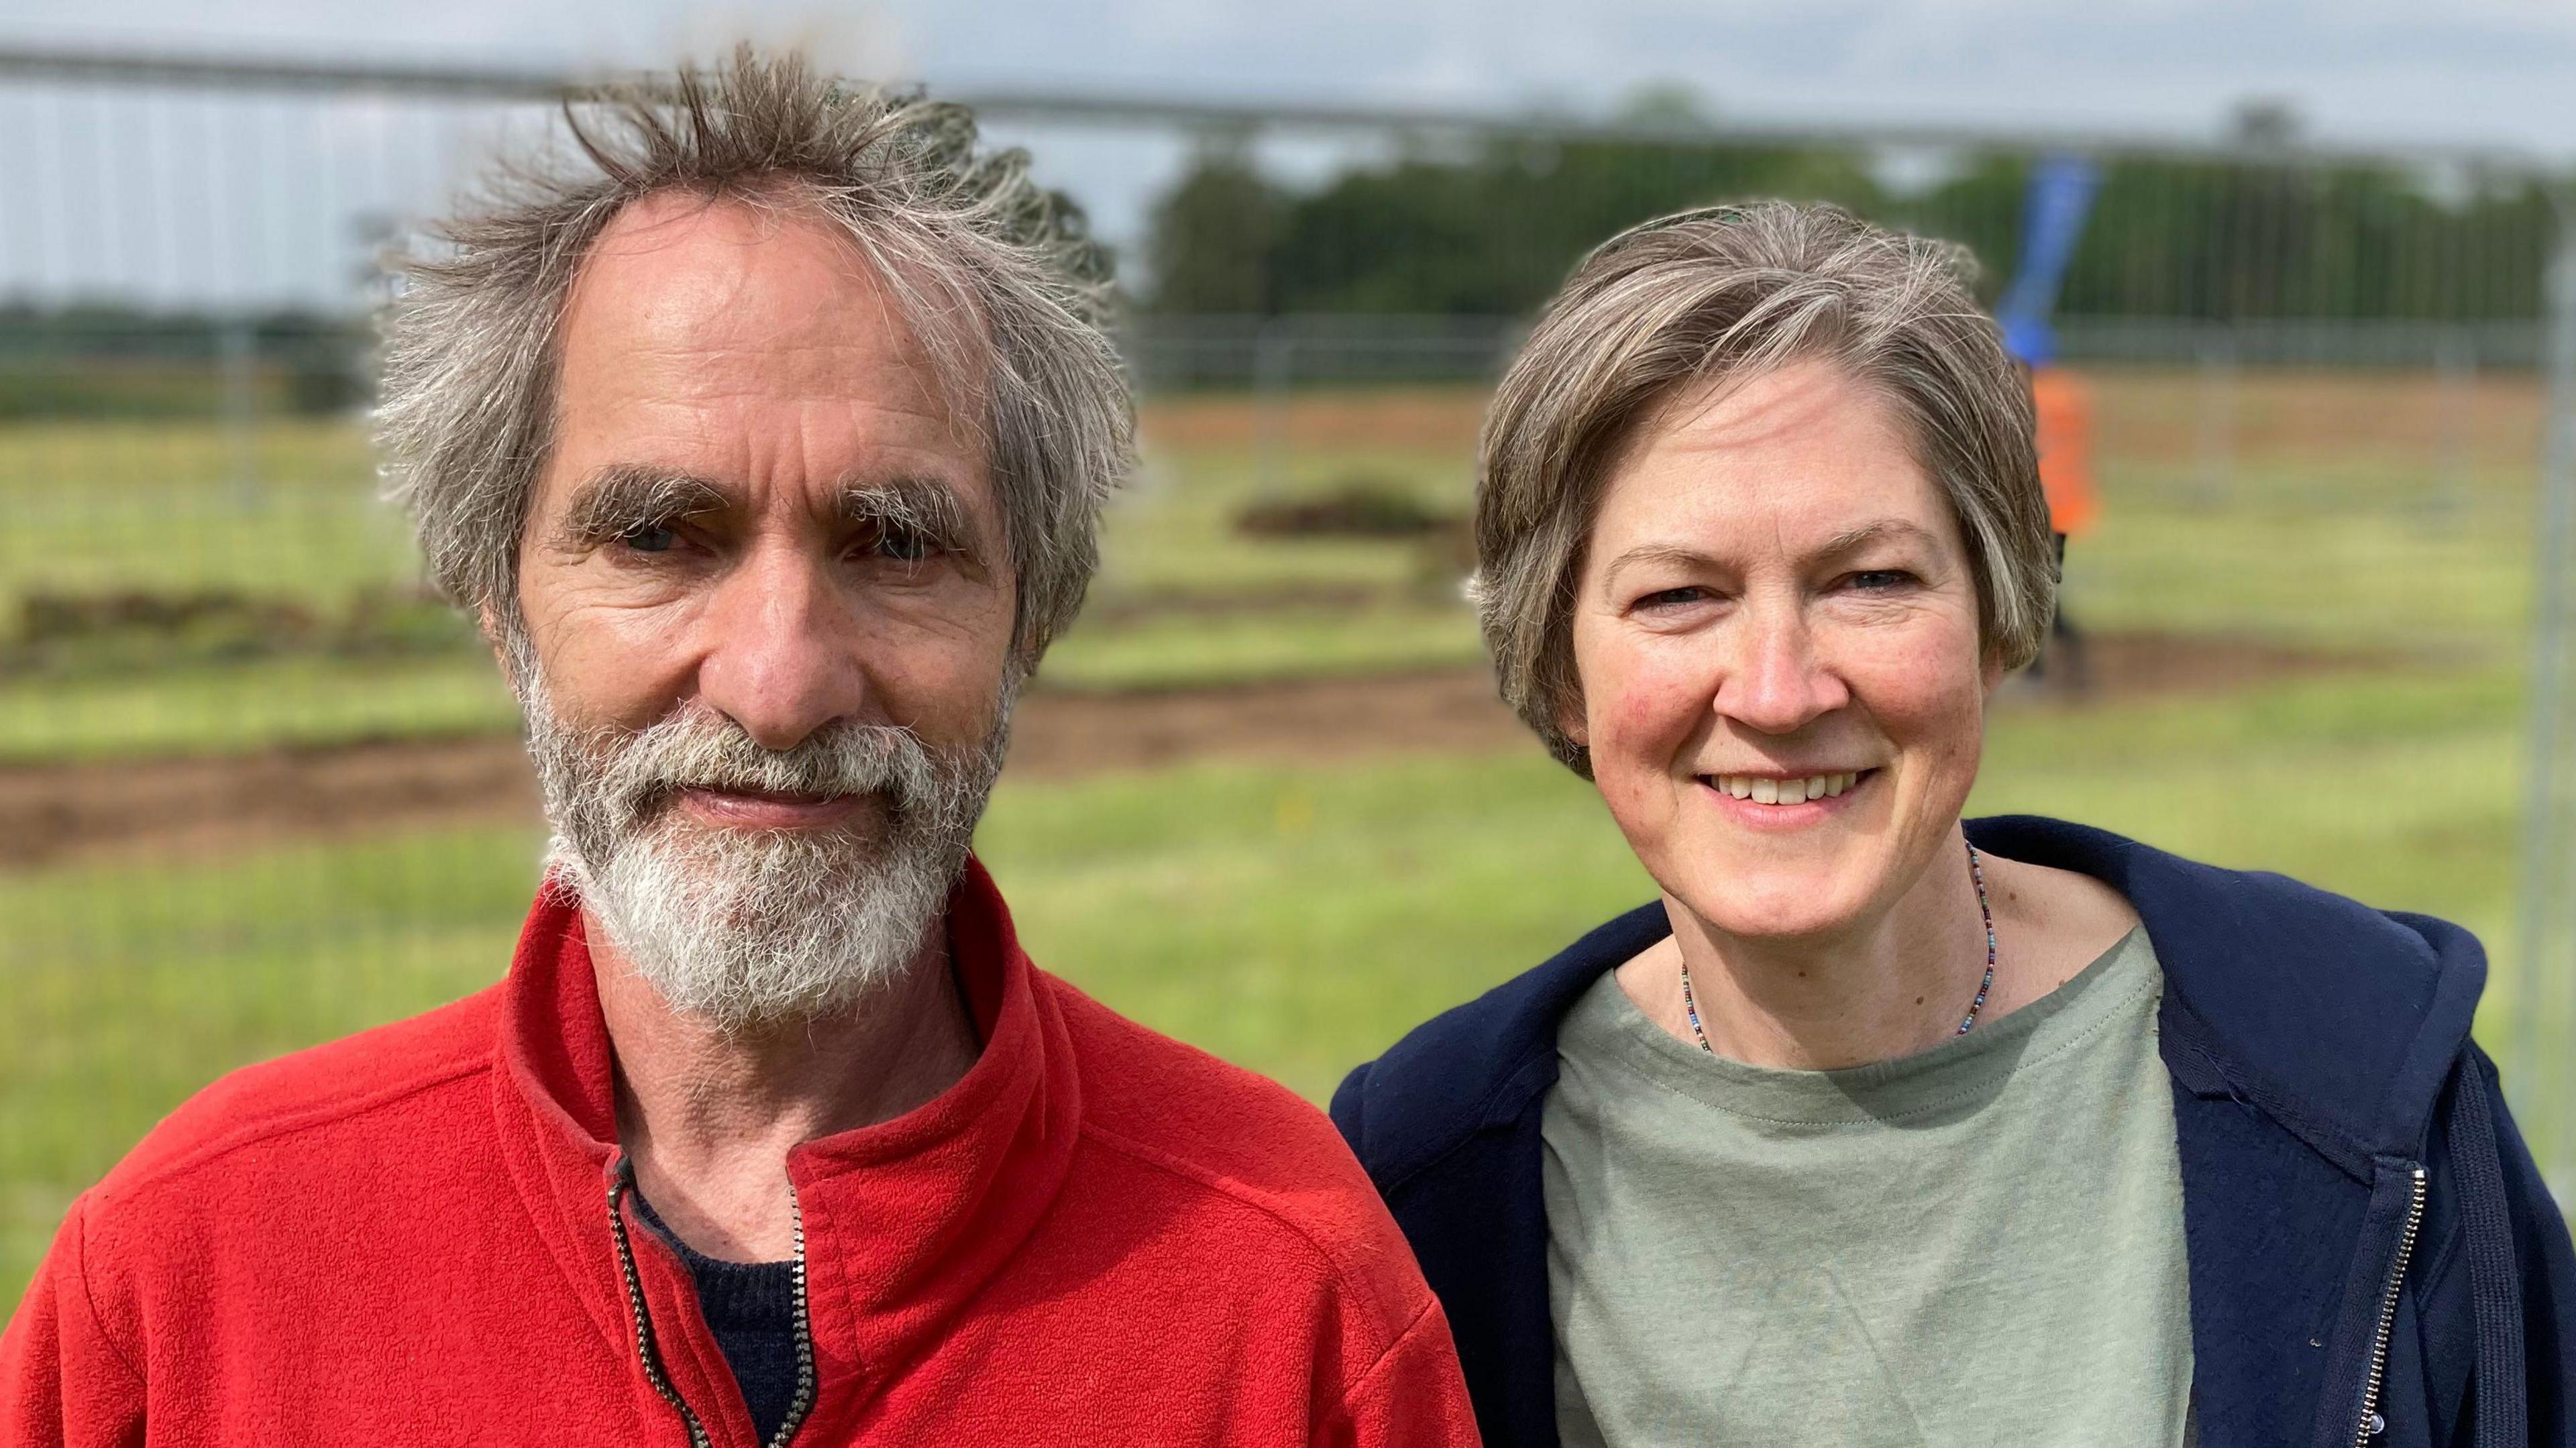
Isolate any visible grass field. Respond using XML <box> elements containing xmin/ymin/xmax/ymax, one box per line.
<box><xmin>0</xmin><ymin>373</ymin><xmax>2540</xmax><ymax>758</ymax></box>
<box><xmin>3</xmin><ymin>367</ymin><xmax>2568</xmax><ymax>1307</ymax></box>
<box><xmin>2</xmin><ymin>663</ymin><xmax>2544</xmax><ymax>1301</ymax></box>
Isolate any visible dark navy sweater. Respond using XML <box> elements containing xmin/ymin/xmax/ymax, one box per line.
<box><xmin>1333</xmin><ymin>816</ymin><xmax>2576</xmax><ymax>1448</ymax></box>
<box><xmin>633</xmin><ymin>1189</ymin><xmax>800</xmax><ymax>1445</ymax></box>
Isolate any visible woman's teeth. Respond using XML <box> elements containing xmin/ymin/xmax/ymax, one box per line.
<box><xmin>1706</xmin><ymin>772</ymin><xmax>1861</xmax><ymax>805</ymax></box>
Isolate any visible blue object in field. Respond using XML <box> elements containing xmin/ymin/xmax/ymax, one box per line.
<box><xmin>1995</xmin><ymin>154</ymin><xmax>2102</xmax><ymax>367</ymax></box>
<box><xmin>2000</xmin><ymin>313</ymin><xmax>2058</xmax><ymax>368</ymax></box>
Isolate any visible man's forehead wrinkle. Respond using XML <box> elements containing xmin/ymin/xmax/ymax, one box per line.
<box><xmin>588</xmin><ymin>343</ymin><xmax>959</xmax><ymax>423</ymax></box>
<box><xmin>571</xmin><ymin>198</ymin><xmax>906</xmax><ymax>355</ymax></box>
<box><xmin>557</xmin><ymin>207</ymin><xmax>983</xmax><ymax>459</ymax></box>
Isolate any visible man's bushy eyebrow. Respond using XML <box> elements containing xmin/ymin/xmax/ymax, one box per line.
<box><xmin>554</xmin><ymin>465</ymin><xmax>731</xmax><ymax>545</ymax></box>
<box><xmin>547</xmin><ymin>466</ymin><xmax>990</xmax><ymax>575</ymax></box>
<box><xmin>840</xmin><ymin>477</ymin><xmax>983</xmax><ymax>565</ymax></box>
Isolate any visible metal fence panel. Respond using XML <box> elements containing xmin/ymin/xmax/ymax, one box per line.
<box><xmin>0</xmin><ymin>50</ymin><xmax>2569</xmax><ymax>1302</ymax></box>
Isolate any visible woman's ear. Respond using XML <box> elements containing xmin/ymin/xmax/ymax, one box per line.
<box><xmin>1556</xmin><ymin>688</ymin><xmax>1590</xmax><ymax>750</ymax></box>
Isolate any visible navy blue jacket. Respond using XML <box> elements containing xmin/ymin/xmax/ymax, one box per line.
<box><xmin>1333</xmin><ymin>816</ymin><xmax>2576</xmax><ymax>1448</ymax></box>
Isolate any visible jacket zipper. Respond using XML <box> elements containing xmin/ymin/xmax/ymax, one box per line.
<box><xmin>609</xmin><ymin>1159</ymin><xmax>821</xmax><ymax>1448</ymax></box>
<box><xmin>769</xmin><ymin>1189</ymin><xmax>818</xmax><ymax>1446</ymax></box>
<box><xmin>608</xmin><ymin>1162</ymin><xmax>713</xmax><ymax>1448</ymax></box>
<box><xmin>2352</xmin><ymin>1164</ymin><xmax>2428</xmax><ymax>1445</ymax></box>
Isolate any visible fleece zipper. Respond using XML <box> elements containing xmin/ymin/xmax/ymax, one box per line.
<box><xmin>608</xmin><ymin>1156</ymin><xmax>820</xmax><ymax>1448</ymax></box>
<box><xmin>2351</xmin><ymin>1163</ymin><xmax>2428</xmax><ymax>1445</ymax></box>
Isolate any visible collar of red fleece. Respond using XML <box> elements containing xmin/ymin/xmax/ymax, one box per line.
<box><xmin>486</xmin><ymin>856</ymin><xmax>1085</xmax><ymax>1427</ymax></box>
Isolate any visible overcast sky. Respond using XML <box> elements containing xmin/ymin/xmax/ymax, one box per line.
<box><xmin>9</xmin><ymin>0</ymin><xmax>2573</xmax><ymax>148</ymax></box>
<box><xmin>1</xmin><ymin>0</ymin><xmax>2571</xmax><ymax>308</ymax></box>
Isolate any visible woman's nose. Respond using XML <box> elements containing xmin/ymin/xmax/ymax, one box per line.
<box><xmin>1713</xmin><ymin>610</ymin><xmax>1851</xmax><ymax>735</ymax></box>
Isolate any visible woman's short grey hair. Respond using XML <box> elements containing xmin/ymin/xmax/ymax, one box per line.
<box><xmin>376</xmin><ymin>47</ymin><xmax>1134</xmax><ymax>666</ymax></box>
<box><xmin>1475</xmin><ymin>201</ymin><xmax>2056</xmax><ymax>776</ymax></box>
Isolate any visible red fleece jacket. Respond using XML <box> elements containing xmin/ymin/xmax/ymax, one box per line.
<box><xmin>2</xmin><ymin>861</ymin><xmax>1479</xmax><ymax>1446</ymax></box>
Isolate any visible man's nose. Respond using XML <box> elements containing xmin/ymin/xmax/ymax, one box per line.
<box><xmin>694</xmin><ymin>546</ymin><xmax>870</xmax><ymax>751</ymax></box>
<box><xmin>1712</xmin><ymin>604</ymin><xmax>1850</xmax><ymax>736</ymax></box>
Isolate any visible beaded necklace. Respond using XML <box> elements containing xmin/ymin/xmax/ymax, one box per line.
<box><xmin>1678</xmin><ymin>838</ymin><xmax>1998</xmax><ymax>1055</ymax></box>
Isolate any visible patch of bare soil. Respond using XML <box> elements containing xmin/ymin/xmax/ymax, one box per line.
<box><xmin>0</xmin><ymin>671</ymin><xmax>1530</xmax><ymax>873</ymax></box>
<box><xmin>0</xmin><ymin>631</ymin><xmax>2398</xmax><ymax>873</ymax></box>
<box><xmin>2088</xmin><ymin>366</ymin><xmax>2542</xmax><ymax>470</ymax></box>
<box><xmin>1138</xmin><ymin>387</ymin><xmax>1488</xmax><ymax>453</ymax></box>
<box><xmin>2019</xmin><ymin>628</ymin><xmax>2398</xmax><ymax>702</ymax></box>
<box><xmin>1008</xmin><ymin>668</ymin><xmax>1526</xmax><ymax>778</ymax></box>
<box><xmin>0</xmin><ymin>735</ymin><xmax>543</xmax><ymax>872</ymax></box>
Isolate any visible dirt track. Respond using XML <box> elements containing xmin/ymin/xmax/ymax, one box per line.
<box><xmin>0</xmin><ymin>668</ymin><xmax>1531</xmax><ymax>871</ymax></box>
<box><xmin>0</xmin><ymin>631</ymin><xmax>2392</xmax><ymax>872</ymax></box>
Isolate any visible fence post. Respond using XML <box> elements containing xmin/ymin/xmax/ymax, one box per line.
<box><xmin>2434</xmin><ymin>325</ymin><xmax>2474</xmax><ymax>525</ymax></box>
<box><xmin>2194</xmin><ymin>324</ymin><xmax>2238</xmax><ymax>506</ymax></box>
<box><xmin>1252</xmin><ymin>318</ymin><xmax>1293</xmax><ymax>495</ymax></box>
<box><xmin>219</xmin><ymin>315</ymin><xmax>261</xmax><ymax>510</ymax></box>
<box><xmin>2514</xmin><ymin>187</ymin><xmax>2576</xmax><ymax>1196</ymax></box>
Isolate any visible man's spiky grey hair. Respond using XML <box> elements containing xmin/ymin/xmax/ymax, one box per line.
<box><xmin>376</xmin><ymin>46</ymin><xmax>1134</xmax><ymax>665</ymax></box>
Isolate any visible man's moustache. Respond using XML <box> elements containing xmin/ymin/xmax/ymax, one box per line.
<box><xmin>598</xmin><ymin>734</ymin><xmax>931</xmax><ymax>821</ymax></box>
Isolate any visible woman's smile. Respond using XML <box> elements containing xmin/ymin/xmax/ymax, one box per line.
<box><xmin>1693</xmin><ymin>767</ymin><xmax>1881</xmax><ymax>828</ymax></box>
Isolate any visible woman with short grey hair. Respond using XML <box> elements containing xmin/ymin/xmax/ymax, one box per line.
<box><xmin>1333</xmin><ymin>201</ymin><xmax>2575</xmax><ymax>1448</ymax></box>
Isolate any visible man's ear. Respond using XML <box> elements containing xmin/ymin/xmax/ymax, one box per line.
<box><xmin>477</xmin><ymin>602</ymin><xmax>523</xmax><ymax>686</ymax></box>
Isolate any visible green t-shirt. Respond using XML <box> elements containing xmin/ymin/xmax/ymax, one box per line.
<box><xmin>1541</xmin><ymin>928</ymin><xmax>2192</xmax><ymax>1448</ymax></box>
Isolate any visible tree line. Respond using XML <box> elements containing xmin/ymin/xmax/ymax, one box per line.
<box><xmin>1142</xmin><ymin>134</ymin><xmax>2558</xmax><ymax>323</ymax></box>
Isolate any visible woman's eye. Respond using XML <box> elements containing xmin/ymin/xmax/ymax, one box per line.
<box><xmin>1635</xmin><ymin>586</ymin><xmax>1705</xmax><ymax>610</ymax></box>
<box><xmin>1847</xmin><ymin>569</ymin><xmax>1915</xmax><ymax>592</ymax></box>
<box><xmin>619</xmin><ymin>522</ymin><xmax>678</xmax><ymax>555</ymax></box>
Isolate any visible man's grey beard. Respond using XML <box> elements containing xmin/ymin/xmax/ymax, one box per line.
<box><xmin>509</xmin><ymin>638</ymin><xmax>1013</xmax><ymax>1031</ymax></box>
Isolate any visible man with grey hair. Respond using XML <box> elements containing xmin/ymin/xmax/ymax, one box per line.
<box><xmin>2</xmin><ymin>51</ymin><xmax>1474</xmax><ymax>1447</ymax></box>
